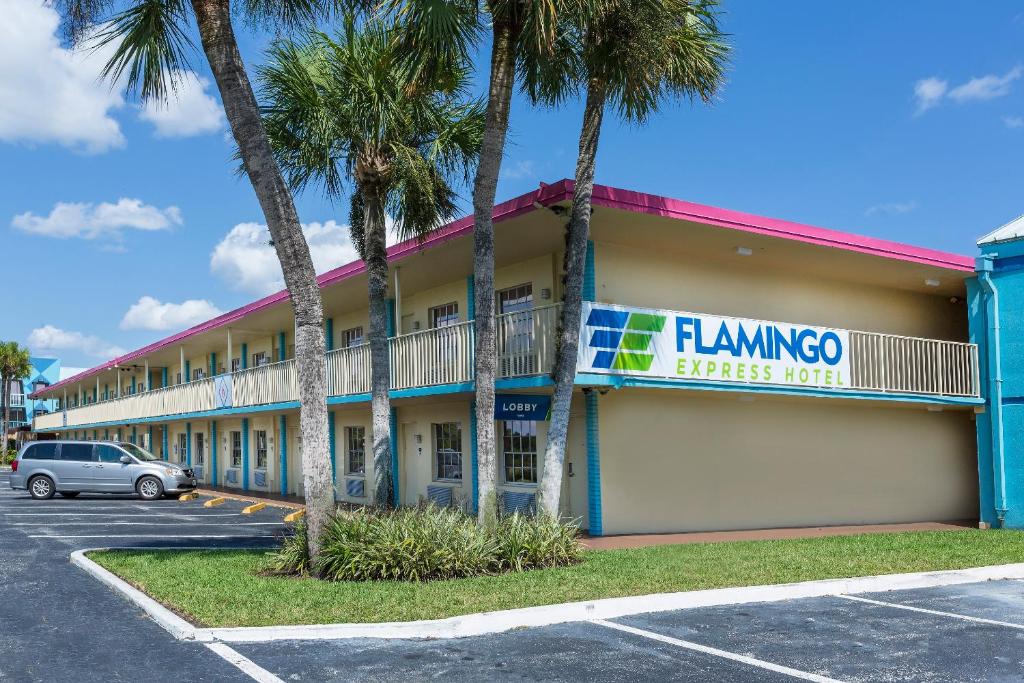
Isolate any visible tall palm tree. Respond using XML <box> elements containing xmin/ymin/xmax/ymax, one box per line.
<box><xmin>0</xmin><ymin>342</ymin><xmax>32</xmax><ymax>452</ymax></box>
<box><xmin>381</xmin><ymin>0</ymin><xmax>577</xmax><ymax>528</ymax></box>
<box><xmin>537</xmin><ymin>0</ymin><xmax>728</xmax><ymax>516</ymax></box>
<box><xmin>54</xmin><ymin>0</ymin><xmax>337</xmax><ymax>562</ymax></box>
<box><xmin>258</xmin><ymin>16</ymin><xmax>485</xmax><ymax>507</ymax></box>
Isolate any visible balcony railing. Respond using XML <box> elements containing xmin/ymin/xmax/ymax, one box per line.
<box><xmin>9</xmin><ymin>394</ymin><xmax>25</xmax><ymax>407</ymax></box>
<box><xmin>34</xmin><ymin>303</ymin><xmax>980</xmax><ymax>432</ymax></box>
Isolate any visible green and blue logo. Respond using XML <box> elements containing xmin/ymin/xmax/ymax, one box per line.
<box><xmin>586</xmin><ymin>308</ymin><xmax>667</xmax><ymax>371</ymax></box>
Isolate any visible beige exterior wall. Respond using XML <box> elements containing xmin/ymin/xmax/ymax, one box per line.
<box><xmin>332</xmin><ymin>406</ymin><xmax>373</xmax><ymax>503</ymax></box>
<box><xmin>597</xmin><ymin>388</ymin><xmax>978</xmax><ymax>535</ymax></box>
<box><xmin>595</xmin><ymin>241</ymin><xmax>968</xmax><ymax>341</ymax></box>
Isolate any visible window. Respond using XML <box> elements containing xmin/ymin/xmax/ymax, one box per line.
<box><xmin>23</xmin><ymin>443</ymin><xmax>57</xmax><ymax>460</ymax></box>
<box><xmin>255</xmin><ymin>430</ymin><xmax>268</xmax><ymax>469</ymax></box>
<box><xmin>502</xmin><ymin>420</ymin><xmax>538</xmax><ymax>484</ymax></box>
<box><xmin>195</xmin><ymin>433</ymin><xmax>206</xmax><ymax>467</ymax></box>
<box><xmin>231</xmin><ymin>431</ymin><xmax>242</xmax><ymax>468</ymax></box>
<box><xmin>429</xmin><ymin>302</ymin><xmax>459</xmax><ymax>328</ymax></box>
<box><xmin>192</xmin><ymin>368</ymin><xmax>205</xmax><ymax>381</ymax></box>
<box><xmin>433</xmin><ymin>422</ymin><xmax>462</xmax><ymax>481</ymax></box>
<box><xmin>177</xmin><ymin>434</ymin><xmax>187</xmax><ymax>464</ymax></box>
<box><xmin>60</xmin><ymin>443</ymin><xmax>94</xmax><ymax>462</ymax></box>
<box><xmin>341</xmin><ymin>326</ymin><xmax>364</xmax><ymax>349</ymax></box>
<box><xmin>345</xmin><ymin>427</ymin><xmax>365</xmax><ymax>475</ymax></box>
<box><xmin>98</xmin><ymin>445</ymin><xmax>124</xmax><ymax>463</ymax></box>
<box><xmin>176</xmin><ymin>372</ymin><xmax>183</xmax><ymax>385</ymax></box>
<box><xmin>253</xmin><ymin>351</ymin><xmax>269</xmax><ymax>367</ymax></box>
<box><xmin>231</xmin><ymin>357</ymin><xmax>241</xmax><ymax>373</ymax></box>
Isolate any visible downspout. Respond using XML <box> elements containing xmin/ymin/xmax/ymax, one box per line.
<box><xmin>978</xmin><ymin>255</ymin><xmax>1008</xmax><ymax>526</ymax></box>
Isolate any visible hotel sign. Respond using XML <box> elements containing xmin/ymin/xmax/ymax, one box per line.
<box><xmin>578</xmin><ymin>302</ymin><xmax>851</xmax><ymax>390</ymax></box>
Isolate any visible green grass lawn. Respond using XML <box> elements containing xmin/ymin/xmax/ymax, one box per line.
<box><xmin>89</xmin><ymin>530</ymin><xmax>1024</xmax><ymax>627</ymax></box>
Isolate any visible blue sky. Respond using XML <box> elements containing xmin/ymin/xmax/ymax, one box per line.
<box><xmin>2</xmin><ymin>0</ymin><xmax>1023</xmax><ymax>369</ymax></box>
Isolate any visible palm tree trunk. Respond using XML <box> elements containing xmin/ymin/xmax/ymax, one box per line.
<box><xmin>537</xmin><ymin>78</ymin><xmax>607</xmax><ymax>517</ymax></box>
<box><xmin>473</xmin><ymin>21</ymin><xmax>518</xmax><ymax>529</ymax></box>
<box><xmin>360</xmin><ymin>180</ymin><xmax>394</xmax><ymax>508</ymax></box>
<box><xmin>190</xmin><ymin>0</ymin><xmax>334</xmax><ymax>562</ymax></box>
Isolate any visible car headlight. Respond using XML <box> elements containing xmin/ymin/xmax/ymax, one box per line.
<box><xmin>162</xmin><ymin>466</ymin><xmax>180</xmax><ymax>476</ymax></box>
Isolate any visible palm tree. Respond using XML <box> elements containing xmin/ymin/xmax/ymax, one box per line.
<box><xmin>54</xmin><ymin>0</ymin><xmax>337</xmax><ymax>562</ymax></box>
<box><xmin>379</xmin><ymin>0</ymin><xmax>578</xmax><ymax>528</ymax></box>
<box><xmin>257</xmin><ymin>16</ymin><xmax>485</xmax><ymax>507</ymax></box>
<box><xmin>537</xmin><ymin>0</ymin><xmax>728</xmax><ymax>516</ymax></box>
<box><xmin>0</xmin><ymin>342</ymin><xmax>32</xmax><ymax>452</ymax></box>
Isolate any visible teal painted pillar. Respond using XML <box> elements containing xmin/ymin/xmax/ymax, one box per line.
<box><xmin>585</xmin><ymin>390</ymin><xmax>602</xmax><ymax>536</ymax></box>
<box><xmin>469</xmin><ymin>400</ymin><xmax>478</xmax><ymax>513</ymax></box>
<box><xmin>162</xmin><ymin>426</ymin><xmax>168</xmax><ymax>461</ymax></box>
<box><xmin>92</xmin><ymin>387</ymin><xmax>97</xmax><ymax>403</ymax></box>
<box><xmin>325</xmin><ymin>318</ymin><xmax>334</xmax><ymax>350</ymax></box>
<box><xmin>161</xmin><ymin>368</ymin><xmax>168</xmax><ymax>388</ymax></box>
<box><xmin>466</xmin><ymin>275</ymin><xmax>475</xmax><ymax>320</ymax></box>
<box><xmin>279</xmin><ymin>415</ymin><xmax>288</xmax><ymax>495</ymax></box>
<box><xmin>583</xmin><ymin>239</ymin><xmax>596</xmax><ymax>301</ymax></box>
<box><xmin>390</xmin><ymin>407</ymin><xmax>399</xmax><ymax>506</ymax></box>
<box><xmin>328</xmin><ymin>411</ymin><xmax>337</xmax><ymax>497</ymax></box>
<box><xmin>210</xmin><ymin>421</ymin><xmax>218</xmax><ymax>486</ymax></box>
<box><xmin>186</xmin><ymin>422</ymin><xmax>192</xmax><ymax>467</ymax></box>
<box><xmin>386</xmin><ymin>300</ymin><xmax>396</xmax><ymax>338</ymax></box>
<box><xmin>241</xmin><ymin>418</ymin><xmax>250</xmax><ymax>490</ymax></box>
<box><xmin>241</xmin><ymin>343</ymin><xmax>248</xmax><ymax>369</ymax></box>
<box><xmin>147</xmin><ymin>426</ymin><xmax>153</xmax><ymax>452</ymax></box>
<box><xmin>131</xmin><ymin>425</ymin><xmax>137</xmax><ymax>445</ymax></box>
<box><xmin>104</xmin><ymin>384</ymin><xmax>109</xmax><ymax>401</ymax></box>
<box><xmin>210</xmin><ymin>352</ymin><xmax>217</xmax><ymax>377</ymax></box>
<box><xmin>185</xmin><ymin>360</ymin><xmax>191</xmax><ymax>383</ymax></box>
<box><xmin>279</xmin><ymin>332</ymin><xmax>287</xmax><ymax>361</ymax></box>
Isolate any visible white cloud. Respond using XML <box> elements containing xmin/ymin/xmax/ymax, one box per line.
<box><xmin>913</xmin><ymin>77</ymin><xmax>948</xmax><ymax>114</ymax></box>
<box><xmin>120</xmin><ymin>296</ymin><xmax>223</xmax><ymax>331</ymax></box>
<box><xmin>28</xmin><ymin>325</ymin><xmax>126</xmax><ymax>360</ymax></box>
<box><xmin>865</xmin><ymin>200</ymin><xmax>918</xmax><ymax>218</ymax></box>
<box><xmin>1004</xmin><ymin>115</ymin><xmax>1024</xmax><ymax>129</ymax></box>
<box><xmin>948</xmin><ymin>66</ymin><xmax>1023</xmax><ymax>103</ymax></box>
<box><xmin>140</xmin><ymin>71</ymin><xmax>225</xmax><ymax>138</ymax></box>
<box><xmin>500</xmin><ymin>160</ymin><xmax>536</xmax><ymax>180</ymax></box>
<box><xmin>210</xmin><ymin>220</ymin><xmax>400</xmax><ymax>296</ymax></box>
<box><xmin>0</xmin><ymin>0</ymin><xmax>125</xmax><ymax>153</ymax></box>
<box><xmin>12</xmin><ymin>198</ymin><xmax>183</xmax><ymax>239</ymax></box>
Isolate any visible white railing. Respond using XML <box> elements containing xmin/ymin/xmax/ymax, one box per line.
<box><xmin>849</xmin><ymin>331</ymin><xmax>979</xmax><ymax>398</ymax></box>
<box><xmin>9</xmin><ymin>394</ymin><xmax>24</xmax><ymax>407</ymax></box>
<box><xmin>34</xmin><ymin>304</ymin><xmax>982</xmax><ymax>431</ymax></box>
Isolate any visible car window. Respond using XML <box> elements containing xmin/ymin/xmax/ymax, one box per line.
<box><xmin>97</xmin><ymin>445</ymin><xmax>126</xmax><ymax>463</ymax></box>
<box><xmin>23</xmin><ymin>443</ymin><xmax>57</xmax><ymax>460</ymax></box>
<box><xmin>59</xmin><ymin>443</ymin><xmax>95</xmax><ymax>462</ymax></box>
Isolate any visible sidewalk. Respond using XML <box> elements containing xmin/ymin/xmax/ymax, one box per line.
<box><xmin>196</xmin><ymin>486</ymin><xmax>305</xmax><ymax>510</ymax></box>
<box><xmin>581</xmin><ymin>520</ymin><xmax>977</xmax><ymax>550</ymax></box>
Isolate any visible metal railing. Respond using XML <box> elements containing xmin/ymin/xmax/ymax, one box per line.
<box><xmin>848</xmin><ymin>331</ymin><xmax>979</xmax><ymax>397</ymax></box>
<box><xmin>9</xmin><ymin>394</ymin><xmax>24</xmax><ymax>407</ymax></box>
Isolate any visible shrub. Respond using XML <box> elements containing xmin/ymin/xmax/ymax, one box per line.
<box><xmin>265</xmin><ymin>505</ymin><xmax>583</xmax><ymax>582</ymax></box>
<box><xmin>0</xmin><ymin>448</ymin><xmax>16</xmax><ymax>467</ymax></box>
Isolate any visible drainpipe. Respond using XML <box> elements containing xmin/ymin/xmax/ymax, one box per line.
<box><xmin>978</xmin><ymin>255</ymin><xmax>1008</xmax><ymax>526</ymax></box>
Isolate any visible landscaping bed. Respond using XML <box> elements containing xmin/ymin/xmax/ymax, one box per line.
<box><xmin>88</xmin><ymin>529</ymin><xmax>1024</xmax><ymax>627</ymax></box>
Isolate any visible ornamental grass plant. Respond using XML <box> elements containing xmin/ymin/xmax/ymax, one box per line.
<box><xmin>265</xmin><ymin>505</ymin><xmax>583</xmax><ymax>582</ymax></box>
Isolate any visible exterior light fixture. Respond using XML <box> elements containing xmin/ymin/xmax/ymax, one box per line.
<box><xmin>540</xmin><ymin>288</ymin><xmax>552</xmax><ymax>300</ymax></box>
<box><xmin>736</xmin><ymin>246</ymin><xmax>753</xmax><ymax>256</ymax></box>
<box><xmin>925</xmin><ymin>279</ymin><xmax>941</xmax><ymax>287</ymax></box>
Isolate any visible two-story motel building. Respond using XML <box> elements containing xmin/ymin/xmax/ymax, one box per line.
<box><xmin>31</xmin><ymin>180</ymin><xmax>994</xmax><ymax>536</ymax></box>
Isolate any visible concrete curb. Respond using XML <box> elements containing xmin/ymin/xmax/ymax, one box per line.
<box><xmin>72</xmin><ymin>549</ymin><xmax>1024</xmax><ymax>644</ymax></box>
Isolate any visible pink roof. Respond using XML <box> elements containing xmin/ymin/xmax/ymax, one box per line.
<box><xmin>34</xmin><ymin>179</ymin><xmax>973</xmax><ymax>398</ymax></box>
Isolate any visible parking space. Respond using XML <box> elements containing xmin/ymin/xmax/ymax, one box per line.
<box><xmin>5</xmin><ymin>467</ymin><xmax>1024</xmax><ymax>682</ymax></box>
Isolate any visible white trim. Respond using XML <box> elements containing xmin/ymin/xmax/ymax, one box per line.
<box><xmin>70</xmin><ymin>549</ymin><xmax>1024</xmax><ymax>643</ymax></box>
<box><xmin>838</xmin><ymin>594</ymin><xmax>1024</xmax><ymax>629</ymax></box>
<box><xmin>593</xmin><ymin>620</ymin><xmax>842</xmax><ymax>683</ymax></box>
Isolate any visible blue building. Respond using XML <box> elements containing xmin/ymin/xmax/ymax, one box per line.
<box><xmin>6</xmin><ymin>356</ymin><xmax>62</xmax><ymax>436</ymax></box>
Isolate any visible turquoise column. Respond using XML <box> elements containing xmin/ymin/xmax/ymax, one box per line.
<box><xmin>390</xmin><ymin>407</ymin><xmax>399</xmax><ymax>506</ymax></box>
<box><xmin>210</xmin><ymin>352</ymin><xmax>217</xmax><ymax>377</ymax></box>
<box><xmin>131</xmin><ymin>425</ymin><xmax>137</xmax><ymax>445</ymax></box>
<box><xmin>241</xmin><ymin>344</ymin><xmax>248</xmax><ymax>369</ymax></box>
<box><xmin>466</xmin><ymin>275</ymin><xmax>475</xmax><ymax>319</ymax></box>
<box><xmin>161</xmin><ymin>368</ymin><xmax>168</xmax><ymax>388</ymax></box>
<box><xmin>328</xmin><ymin>411</ymin><xmax>337</xmax><ymax>496</ymax></box>
<box><xmin>583</xmin><ymin>240</ymin><xmax>596</xmax><ymax>300</ymax></box>
<box><xmin>279</xmin><ymin>415</ymin><xmax>288</xmax><ymax>495</ymax></box>
<box><xmin>386</xmin><ymin>300</ymin><xmax>396</xmax><ymax>337</ymax></box>
<box><xmin>210</xmin><ymin>421</ymin><xmax>218</xmax><ymax>486</ymax></box>
<box><xmin>278</xmin><ymin>332</ymin><xmax>286</xmax><ymax>361</ymax></box>
<box><xmin>325</xmin><ymin>318</ymin><xmax>334</xmax><ymax>350</ymax></box>
<box><xmin>104</xmin><ymin>383</ymin><xmax>109</xmax><ymax>400</ymax></box>
<box><xmin>184</xmin><ymin>360</ymin><xmax>190</xmax><ymax>383</ymax></box>
<box><xmin>161</xmin><ymin>425</ymin><xmax>168</xmax><ymax>461</ymax></box>
<box><xmin>469</xmin><ymin>400</ymin><xmax>478</xmax><ymax>513</ymax></box>
<box><xmin>585</xmin><ymin>390</ymin><xmax>602</xmax><ymax>536</ymax></box>
<box><xmin>186</xmin><ymin>422</ymin><xmax>192</xmax><ymax>467</ymax></box>
<box><xmin>147</xmin><ymin>426</ymin><xmax>153</xmax><ymax>452</ymax></box>
<box><xmin>92</xmin><ymin>387</ymin><xmax>97</xmax><ymax>403</ymax></box>
<box><xmin>241</xmin><ymin>418</ymin><xmax>250</xmax><ymax>490</ymax></box>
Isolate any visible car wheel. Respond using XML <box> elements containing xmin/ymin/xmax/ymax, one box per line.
<box><xmin>136</xmin><ymin>476</ymin><xmax>164</xmax><ymax>501</ymax></box>
<box><xmin>29</xmin><ymin>476</ymin><xmax>56</xmax><ymax>500</ymax></box>
<box><xmin>59</xmin><ymin>491</ymin><xmax>80</xmax><ymax>498</ymax></box>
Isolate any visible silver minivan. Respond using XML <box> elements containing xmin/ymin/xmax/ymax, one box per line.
<box><xmin>8</xmin><ymin>441</ymin><xmax>197</xmax><ymax>500</ymax></box>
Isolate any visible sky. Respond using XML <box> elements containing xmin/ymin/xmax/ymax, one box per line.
<box><xmin>2</xmin><ymin>0</ymin><xmax>1023</xmax><ymax>369</ymax></box>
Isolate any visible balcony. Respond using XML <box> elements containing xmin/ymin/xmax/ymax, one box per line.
<box><xmin>9</xmin><ymin>394</ymin><xmax>24</xmax><ymax>408</ymax></box>
<box><xmin>33</xmin><ymin>304</ymin><xmax>980</xmax><ymax>432</ymax></box>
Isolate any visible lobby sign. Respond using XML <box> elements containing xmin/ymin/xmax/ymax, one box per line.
<box><xmin>578</xmin><ymin>302</ymin><xmax>851</xmax><ymax>390</ymax></box>
<box><xmin>495</xmin><ymin>393</ymin><xmax>551</xmax><ymax>420</ymax></box>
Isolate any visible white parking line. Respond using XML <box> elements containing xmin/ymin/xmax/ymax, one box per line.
<box><xmin>4</xmin><ymin>512</ymin><xmax>244</xmax><ymax>517</ymax></box>
<box><xmin>10</xmin><ymin>521</ymin><xmax>285</xmax><ymax>526</ymax></box>
<box><xmin>592</xmin><ymin>620</ymin><xmax>844</xmax><ymax>683</ymax></box>
<box><xmin>29</xmin><ymin>534</ymin><xmax>280</xmax><ymax>539</ymax></box>
<box><xmin>838</xmin><ymin>595</ymin><xmax>1024</xmax><ymax>629</ymax></box>
<box><xmin>206</xmin><ymin>643</ymin><xmax>284</xmax><ymax>683</ymax></box>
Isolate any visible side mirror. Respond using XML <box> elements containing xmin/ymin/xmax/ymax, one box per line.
<box><xmin>119</xmin><ymin>455</ymin><xmax>132</xmax><ymax>464</ymax></box>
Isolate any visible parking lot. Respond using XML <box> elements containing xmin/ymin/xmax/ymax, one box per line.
<box><xmin>3</xmin><ymin>469</ymin><xmax>1024</xmax><ymax>682</ymax></box>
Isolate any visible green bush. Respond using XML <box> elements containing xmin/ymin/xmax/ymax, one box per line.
<box><xmin>265</xmin><ymin>505</ymin><xmax>583</xmax><ymax>582</ymax></box>
<box><xmin>0</xmin><ymin>448</ymin><xmax>16</xmax><ymax>466</ymax></box>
